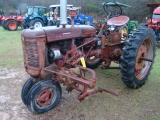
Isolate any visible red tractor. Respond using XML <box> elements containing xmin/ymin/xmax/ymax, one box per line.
<box><xmin>2</xmin><ymin>13</ymin><xmax>23</xmax><ymax>31</ymax></box>
<box><xmin>21</xmin><ymin>0</ymin><xmax>156</xmax><ymax>114</ymax></box>
<box><xmin>144</xmin><ymin>3</ymin><xmax>160</xmax><ymax>41</ymax></box>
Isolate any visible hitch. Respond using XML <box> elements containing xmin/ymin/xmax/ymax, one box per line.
<box><xmin>78</xmin><ymin>87</ymin><xmax>119</xmax><ymax>101</ymax></box>
<box><xmin>98</xmin><ymin>87</ymin><xmax>119</xmax><ymax>97</ymax></box>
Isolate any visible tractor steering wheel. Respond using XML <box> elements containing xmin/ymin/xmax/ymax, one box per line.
<box><xmin>103</xmin><ymin>2</ymin><xmax>122</xmax><ymax>18</ymax></box>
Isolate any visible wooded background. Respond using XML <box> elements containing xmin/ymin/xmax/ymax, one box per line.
<box><xmin>0</xmin><ymin>0</ymin><xmax>159</xmax><ymax>22</ymax></box>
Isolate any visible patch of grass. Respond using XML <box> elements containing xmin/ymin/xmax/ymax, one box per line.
<box><xmin>0</xmin><ymin>26</ymin><xmax>23</xmax><ymax>68</ymax></box>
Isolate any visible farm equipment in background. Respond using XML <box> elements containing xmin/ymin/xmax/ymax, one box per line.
<box><xmin>73</xmin><ymin>8</ymin><xmax>93</xmax><ymax>25</ymax></box>
<box><xmin>21</xmin><ymin>0</ymin><xmax>156</xmax><ymax>114</ymax></box>
<box><xmin>22</xmin><ymin>6</ymin><xmax>47</xmax><ymax>29</ymax></box>
<box><xmin>47</xmin><ymin>4</ymin><xmax>93</xmax><ymax>26</ymax></box>
<box><xmin>1</xmin><ymin>12</ymin><xmax>23</xmax><ymax>31</ymax></box>
<box><xmin>145</xmin><ymin>3</ymin><xmax>160</xmax><ymax>41</ymax></box>
<box><xmin>127</xmin><ymin>20</ymin><xmax>138</xmax><ymax>34</ymax></box>
<box><xmin>47</xmin><ymin>4</ymin><xmax>73</xmax><ymax>26</ymax></box>
<box><xmin>94</xmin><ymin>2</ymin><xmax>138</xmax><ymax>36</ymax></box>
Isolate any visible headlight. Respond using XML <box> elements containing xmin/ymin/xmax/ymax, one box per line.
<box><xmin>109</xmin><ymin>25</ymin><xmax>116</xmax><ymax>31</ymax></box>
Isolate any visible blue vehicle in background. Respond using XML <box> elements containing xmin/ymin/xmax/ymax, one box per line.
<box><xmin>74</xmin><ymin>7</ymin><xmax>93</xmax><ymax>25</ymax></box>
<box><xmin>72</xmin><ymin>7</ymin><xmax>93</xmax><ymax>25</ymax></box>
<box><xmin>22</xmin><ymin>5</ymin><xmax>93</xmax><ymax>28</ymax></box>
<box><xmin>47</xmin><ymin>5</ymin><xmax>93</xmax><ymax>26</ymax></box>
<box><xmin>74</xmin><ymin>14</ymin><xmax>93</xmax><ymax>25</ymax></box>
<box><xmin>22</xmin><ymin>6</ymin><xmax>47</xmax><ymax>29</ymax></box>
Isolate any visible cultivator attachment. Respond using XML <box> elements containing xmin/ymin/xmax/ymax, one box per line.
<box><xmin>42</xmin><ymin>64</ymin><xmax>118</xmax><ymax>101</ymax></box>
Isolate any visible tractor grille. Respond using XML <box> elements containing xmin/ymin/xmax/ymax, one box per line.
<box><xmin>25</xmin><ymin>41</ymin><xmax>39</xmax><ymax>68</ymax></box>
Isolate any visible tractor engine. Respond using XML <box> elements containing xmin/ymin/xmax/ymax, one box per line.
<box><xmin>21</xmin><ymin>25</ymin><xmax>98</xmax><ymax>77</ymax></box>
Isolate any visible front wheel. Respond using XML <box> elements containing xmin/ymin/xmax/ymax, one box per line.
<box><xmin>2</xmin><ymin>21</ymin><xmax>7</xmax><ymax>29</ymax></box>
<box><xmin>21</xmin><ymin>78</ymin><xmax>35</xmax><ymax>105</ymax></box>
<box><xmin>120</xmin><ymin>25</ymin><xmax>156</xmax><ymax>88</ymax></box>
<box><xmin>26</xmin><ymin>80</ymin><xmax>62</xmax><ymax>114</ymax></box>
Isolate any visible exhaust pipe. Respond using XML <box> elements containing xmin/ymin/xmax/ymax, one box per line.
<box><xmin>60</xmin><ymin>0</ymin><xmax>67</xmax><ymax>27</ymax></box>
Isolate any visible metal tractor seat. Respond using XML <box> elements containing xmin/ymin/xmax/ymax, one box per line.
<box><xmin>107</xmin><ymin>16</ymin><xmax>129</xmax><ymax>26</ymax></box>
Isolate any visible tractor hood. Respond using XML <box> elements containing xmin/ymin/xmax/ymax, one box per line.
<box><xmin>21</xmin><ymin>25</ymin><xmax>96</xmax><ymax>42</ymax></box>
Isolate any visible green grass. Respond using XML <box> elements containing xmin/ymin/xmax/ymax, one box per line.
<box><xmin>0</xmin><ymin>26</ymin><xmax>23</xmax><ymax>68</ymax></box>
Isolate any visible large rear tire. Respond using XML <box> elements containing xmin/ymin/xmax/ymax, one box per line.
<box><xmin>120</xmin><ymin>25</ymin><xmax>156</xmax><ymax>88</ymax></box>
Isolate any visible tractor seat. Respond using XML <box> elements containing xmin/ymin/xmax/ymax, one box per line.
<box><xmin>107</xmin><ymin>16</ymin><xmax>129</xmax><ymax>26</ymax></box>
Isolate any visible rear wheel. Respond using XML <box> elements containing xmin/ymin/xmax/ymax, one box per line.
<box><xmin>120</xmin><ymin>25</ymin><xmax>156</xmax><ymax>88</ymax></box>
<box><xmin>30</xmin><ymin>18</ymin><xmax>44</xmax><ymax>28</ymax></box>
<box><xmin>27</xmin><ymin>80</ymin><xmax>62</xmax><ymax>114</ymax></box>
<box><xmin>7</xmin><ymin>20</ymin><xmax>18</xmax><ymax>31</ymax></box>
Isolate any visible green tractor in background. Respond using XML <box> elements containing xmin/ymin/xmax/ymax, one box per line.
<box><xmin>110</xmin><ymin>2</ymin><xmax>139</xmax><ymax>34</ymax></box>
<box><xmin>127</xmin><ymin>20</ymin><xmax>139</xmax><ymax>34</ymax></box>
<box><xmin>97</xmin><ymin>2</ymin><xmax>138</xmax><ymax>36</ymax></box>
<box><xmin>22</xmin><ymin>6</ymin><xmax>47</xmax><ymax>29</ymax></box>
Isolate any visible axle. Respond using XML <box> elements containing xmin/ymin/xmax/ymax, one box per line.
<box><xmin>140</xmin><ymin>57</ymin><xmax>153</xmax><ymax>62</ymax></box>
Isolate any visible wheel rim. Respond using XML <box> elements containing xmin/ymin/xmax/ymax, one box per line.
<box><xmin>36</xmin><ymin>87</ymin><xmax>56</xmax><ymax>108</ymax></box>
<box><xmin>34</xmin><ymin>22</ymin><xmax>42</xmax><ymax>28</ymax></box>
<box><xmin>9</xmin><ymin>22</ymin><xmax>16</xmax><ymax>30</ymax></box>
<box><xmin>135</xmin><ymin>38</ymin><xmax>153</xmax><ymax>80</ymax></box>
<box><xmin>120</xmin><ymin>27</ymin><xmax>127</xmax><ymax>40</ymax></box>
